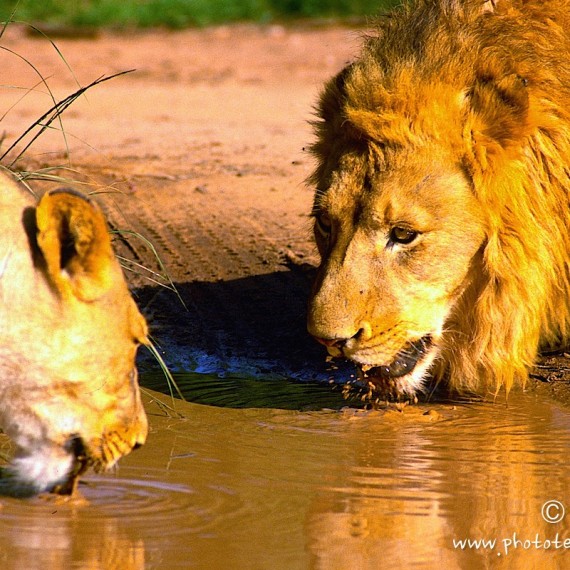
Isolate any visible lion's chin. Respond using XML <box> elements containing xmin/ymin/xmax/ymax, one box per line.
<box><xmin>355</xmin><ymin>335</ymin><xmax>437</xmax><ymax>400</ymax></box>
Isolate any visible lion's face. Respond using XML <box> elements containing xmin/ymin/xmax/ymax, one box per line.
<box><xmin>0</xmin><ymin>174</ymin><xmax>148</xmax><ymax>495</ymax></box>
<box><xmin>308</xmin><ymin>146</ymin><xmax>486</xmax><ymax>398</ymax></box>
<box><xmin>309</xmin><ymin>0</ymin><xmax>570</xmax><ymax>398</ymax></box>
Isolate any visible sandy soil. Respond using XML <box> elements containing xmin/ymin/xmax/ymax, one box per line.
<box><xmin>1</xmin><ymin>23</ymin><xmax>569</xmax><ymax>401</ymax></box>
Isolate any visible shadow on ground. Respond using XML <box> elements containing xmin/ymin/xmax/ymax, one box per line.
<box><xmin>134</xmin><ymin>268</ymin><xmax>344</xmax><ymax>383</ymax></box>
<box><xmin>133</xmin><ymin>267</ymin><xmax>499</xmax><ymax>410</ymax></box>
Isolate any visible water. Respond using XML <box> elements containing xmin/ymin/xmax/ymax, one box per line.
<box><xmin>1</xmin><ymin>374</ymin><xmax>570</xmax><ymax>569</ymax></box>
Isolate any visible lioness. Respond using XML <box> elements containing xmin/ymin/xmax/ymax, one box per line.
<box><xmin>308</xmin><ymin>0</ymin><xmax>570</xmax><ymax>399</ymax></box>
<box><xmin>0</xmin><ymin>170</ymin><xmax>148</xmax><ymax>495</ymax></box>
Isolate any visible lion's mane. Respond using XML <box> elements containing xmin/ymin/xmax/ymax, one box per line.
<box><xmin>310</xmin><ymin>0</ymin><xmax>570</xmax><ymax>393</ymax></box>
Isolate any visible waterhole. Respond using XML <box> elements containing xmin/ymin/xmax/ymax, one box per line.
<box><xmin>1</xmin><ymin>374</ymin><xmax>569</xmax><ymax>569</ymax></box>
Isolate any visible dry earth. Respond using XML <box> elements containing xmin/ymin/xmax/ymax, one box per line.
<box><xmin>1</xmin><ymin>23</ymin><xmax>569</xmax><ymax>401</ymax></box>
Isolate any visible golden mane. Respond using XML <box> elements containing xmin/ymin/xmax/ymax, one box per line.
<box><xmin>309</xmin><ymin>0</ymin><xmax>570</xmax><ymax>395</ymax></box>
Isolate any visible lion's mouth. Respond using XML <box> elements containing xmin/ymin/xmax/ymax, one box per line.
<box><xmin>357</xmin><ymin>335</ymin><xmax>434</xmax><ymax>395</ymax></box>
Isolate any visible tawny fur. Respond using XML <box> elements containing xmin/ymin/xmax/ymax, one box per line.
<box><xmin>0</xmin><ymin>171</ymin><xmax>148</xmax><ymax>495</ymax></box>
<box><xmin>309</xmin><ymin>0</ymin><xmax>570</xmax><ymax>395</ymax></box>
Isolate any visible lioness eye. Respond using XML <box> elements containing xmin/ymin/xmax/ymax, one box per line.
<box><xmin>390</xmin><ymin>226</ymin><xmax>418</xmax><ymax>245</ymax></box>
<box><xmin>315</xmin><ymin>212</ymin><xmax>332</xmax><ymax>237</ymax></box>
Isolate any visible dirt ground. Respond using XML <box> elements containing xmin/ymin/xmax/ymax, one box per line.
<box><xmin>2</xmin><ymin>23</ymin><xmax>570</xmax><ymax>402</ymax></box>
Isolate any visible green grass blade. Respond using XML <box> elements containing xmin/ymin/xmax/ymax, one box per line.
<box><xmin>0</xmin><ymin>69</ymin><xmax>134</xmax><ymax>165</ymax></box>
<box><xmin>112</xmin><ymin>228</ymin><xmax>187</xmax><ymax>310</ymax></box>
<box><xmin>145</xmin><ymin>340</ymin><xmax>185</xmax><ymax>401</ymax></box>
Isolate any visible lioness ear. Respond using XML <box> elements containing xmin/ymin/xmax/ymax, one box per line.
<box><xmin>36</xmin><ymin>189</ymin><xmax>116</xmax><ymax>302</ymax></box>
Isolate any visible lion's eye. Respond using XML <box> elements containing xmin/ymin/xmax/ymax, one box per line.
<box><xmin>389</xmin><ymin>226</ymin><xmax>418</xmax><ymax>245</ymax></box>
<box><xmin>315</xmin><ymin>212</ymin><xmax>332</xmax><ymax>237</ymax></box>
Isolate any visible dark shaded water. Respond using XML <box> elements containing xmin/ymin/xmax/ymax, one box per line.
<box><xmin>1</xmin><ymin>374</ymin><xmax>570</xmax><ymax>569</ymax></box>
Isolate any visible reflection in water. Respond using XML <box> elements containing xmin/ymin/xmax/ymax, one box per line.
<box><xmin>1</xmin><ymin>375</ymin><xmax>570</xmax><ymax>569</ymax></box>
<box><xmin>0</xmin><ymin>500</ymin><xmax>145</xmax><ymax>569</ymax></box>
<box><xmin>307</xmin><ymin>401</ymin><xmax>570</xmax><ymax>569</ymax></box>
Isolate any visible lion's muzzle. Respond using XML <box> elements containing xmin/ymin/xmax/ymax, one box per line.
<box><xmin>360</xmin><ymin>335</ymin><xmax>433</xmax><ymax>381</ymax></box>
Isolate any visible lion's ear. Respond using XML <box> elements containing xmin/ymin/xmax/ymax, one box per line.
<box><xmin>481</xmin><ymin>0</ymin><xmax>498</xmax><ymax>14</ymax></box>
<box><xmin>35</xmin><ymin>190</ymin><xmax>116</xmax><ymax>302</ymax></box>
<box><xmin>466</xmin><ymin>71</ymin><xmax>529</xmax><ymax>170</ymax></box>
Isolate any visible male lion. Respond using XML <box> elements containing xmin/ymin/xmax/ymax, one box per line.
<box><xmin>0</xmin><ymin>170</ymin><xmax>148</xmax><ymax>495</ymax></box>
<box><xmin>307</xmin><ymin>0</ymin><xmax>570</xmax><ymax>399</ymax></box>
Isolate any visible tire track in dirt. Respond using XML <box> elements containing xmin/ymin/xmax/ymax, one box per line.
<box><xmin>103</xmin><ymin>179</ymin><xmax>329</xmax><ymax>381</ymax></box>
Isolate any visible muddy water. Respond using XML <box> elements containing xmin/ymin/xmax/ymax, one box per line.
<box><xmin>1</xmin><ymin>376</ymin><xmax>570</xmax><ymax>569</ymax></box>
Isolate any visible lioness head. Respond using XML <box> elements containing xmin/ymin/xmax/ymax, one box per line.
<box><xmin>0</xmin><ymin>172</ymin><xmax>148</xmax><ymax>495</ymax></box>
<box><xmin>307</xmin><ymin>0</ymin><xmax>570</xmax><ymax>399</ymax></box>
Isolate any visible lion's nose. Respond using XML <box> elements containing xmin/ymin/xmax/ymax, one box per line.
<box><xmin>311</xmin><ymin>323</ymin><xmax>373</xmax><ymax>350</ymax></box>
<box><xmin>313</xmin><ymin>336</ymin><xmax>348</xmax><ymax>349</ymax></box>
<box><xmin>312</xmin><ymin>335</ymin><xmax>348</xmax><ymax>357</ymax></box>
